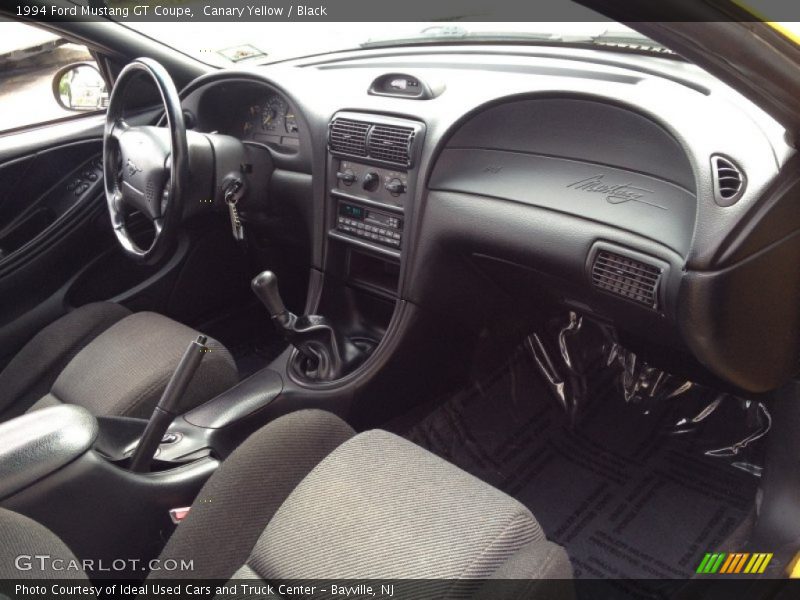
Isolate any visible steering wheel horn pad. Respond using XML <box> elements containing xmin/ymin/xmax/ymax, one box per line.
<box><xmin>116</xmin><ymin>126</ymin><xmax>170</xmax><ymax>220</ymax></box>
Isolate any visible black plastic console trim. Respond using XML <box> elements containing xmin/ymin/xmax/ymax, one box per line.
<box><xmin>330</xmin><ymin>188</ymin><xmax>405</xmax><ymax>214</ymax></box>
<box><xmin>328</xmin><ymin>230</ymin><xmax>401</xmax><ymax>260</ymax></box>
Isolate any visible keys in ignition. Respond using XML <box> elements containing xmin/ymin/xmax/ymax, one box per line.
<box><xmin>224</xmin><ymin>180</ymin><xmax>245</xmax><ymax>241</ymax></box>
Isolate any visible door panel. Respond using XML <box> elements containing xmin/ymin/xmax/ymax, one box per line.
<box><xmin>0</xmin><ymin>23</ymin><xmax>253</xmax><ymax>399</ymax></box>
<box><xmin>0</xmin><ymin>120</ymin><xmax>116</xmax><ymax>368</ymax></box>
<box><xmin>0</xmin><ymin>113</ymin><xmax>254</xmax><ymax>372</ymax></box>
<box><xmin>0</xmin><ymin>140</ymin><xmax>103</xmax><ymax>259</ymax></box>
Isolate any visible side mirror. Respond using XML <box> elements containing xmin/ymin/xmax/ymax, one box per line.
<box><xmin>52</xmin><ymin>62</ymin><xmax>108</xmax><ymax>112</ymax></box>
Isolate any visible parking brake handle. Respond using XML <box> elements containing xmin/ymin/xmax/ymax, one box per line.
<box><xmin>129</xmin><ymin>335</ymin><xmax>208</xmax><ymax>473</ymax></box>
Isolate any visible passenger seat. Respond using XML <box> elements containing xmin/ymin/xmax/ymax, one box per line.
<box><xmin>0</xmin><ymin>410</ymin><xmax>572</xmax><ymax>593</ymax></box>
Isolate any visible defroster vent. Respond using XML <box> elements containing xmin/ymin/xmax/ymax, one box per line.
<box><xmin>592</xmin><ymin>250</ymin><xmax>662</xmax><ymax>309</ymax></box>
<box><xmin>328</xmin><ymin>118</ymin><xmax>370</xmax><ymax>158</ymax></box>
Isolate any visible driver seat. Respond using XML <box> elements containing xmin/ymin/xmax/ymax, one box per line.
<box><xmin>0</xmin><ymin>302</ymin><xmax>238</xmax><ymax>422</ymax></box>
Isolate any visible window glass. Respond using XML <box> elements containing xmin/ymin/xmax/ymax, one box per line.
<box><xmin>0</xmin><ymin>21</ymin><xmax>107</xmax><ymax>132</ymax></box>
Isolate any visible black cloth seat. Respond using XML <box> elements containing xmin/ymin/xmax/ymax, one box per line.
<box><xmin>0</xmin><ymin>302</ymin><xmax>238</xmax><ymax>421</ymax></box>
<box><xmin>0</xmin><ymin>410</ymin><xmax>572</xmax><ymax>591</ymax></box>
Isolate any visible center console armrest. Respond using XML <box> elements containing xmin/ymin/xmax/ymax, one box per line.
<box><xmin>0</xmin><ymin>405</ymin><xmax>97</xmax><ymax>500</ymax></box>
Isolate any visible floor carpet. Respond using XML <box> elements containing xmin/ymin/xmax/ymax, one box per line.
<box><xmin>406</xmin><ymin>347</ymin><xmax>762</xmax><ymax>595</ymax></box>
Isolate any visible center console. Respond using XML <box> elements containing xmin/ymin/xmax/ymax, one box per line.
<box><xmin>256</xmin><ymin>111</ymin><xmax>428</xmax><ymax>387</ymax></box>
<box><xmin>326</xmin><ymin>112</ymin><xmax>425</xmax><ymax>265</ymax></box>
<box><xmin>0</xmin><ymin>404</ymin><xmax>217</xmax><ymax>579</ymax></box>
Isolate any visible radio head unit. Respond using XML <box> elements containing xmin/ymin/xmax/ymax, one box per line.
<box><xmin>336</xmin><ymin>201</ymin><xmax>402</xmax><ymax>249</ymax></box>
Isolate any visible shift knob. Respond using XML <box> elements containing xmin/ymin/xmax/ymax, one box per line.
<box><xmin>251</xmin><ymin>271</ymin><xmax>288</xmax><ymax>320</ymax></box>
<box><xmin>251</xmin><ymin>270</ymin><xmax>369</xmax><ymax>381</ymax></box>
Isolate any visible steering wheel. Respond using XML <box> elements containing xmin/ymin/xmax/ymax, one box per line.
<box><xmin>103</xmin><ymin>58</ymin><xmax>188</xmax><ymax>264</ymax></box>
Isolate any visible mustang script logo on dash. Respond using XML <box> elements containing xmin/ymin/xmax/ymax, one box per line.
<box><xmin>567</xmin><ymin>175</ymin><xmax>666</xmax><ymax>210</ymax></box>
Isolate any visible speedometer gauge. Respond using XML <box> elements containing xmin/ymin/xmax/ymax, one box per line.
<box><xmin>261</xmin><ymin>105</ymin><xmax>277</xmax><ymax>130</ymax></box>
<box><xmin>262</xmin><ymin>95</ymin><xmax>287</xmax><ymax>131</ymax></box>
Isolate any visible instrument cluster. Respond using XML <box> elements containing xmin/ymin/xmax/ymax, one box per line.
<box><xmin>241</xmin><ymin>92</ymin><xmax>300</xmax><ymax>148</ymax></box>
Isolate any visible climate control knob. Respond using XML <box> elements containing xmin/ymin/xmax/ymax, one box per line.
<box><xmin>362</xmin><ymin>172</ymin><xmax>380</xmax><ymax>192</ymax></box>
<box><xmin>336</xmin><ymin>169</ymin><xmax>356</xmax><ymax>185</ymax></box>
<box><xmin>385</xmin><ymin>178</ymin><xmax>406</xmax><ymax>196</ymax></box>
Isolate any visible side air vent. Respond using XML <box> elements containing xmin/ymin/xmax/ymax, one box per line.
<box><xmin>591</xmin><ymin>250</ymin><xmax>663</xmax><ymax>309</ymax></box>
<box><xmin>711</xmin><ymin>155</ymin><xmax>746</xmax><ymax>206</ymax></box>
<box><xmin>368</xmin><ymin>124</ymin><xmax>415</xmax><ymax>166</ymax></box>
<box><xmin>328</xmin><ymin>118</ymin><xmax>370</xmax><ymax>157</ymax></box>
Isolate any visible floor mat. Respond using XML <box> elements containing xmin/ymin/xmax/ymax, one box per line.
<box><xmin>406</xmin><ymin>348</ymin><xmax>761</xmax><ymax>589</ymax></box>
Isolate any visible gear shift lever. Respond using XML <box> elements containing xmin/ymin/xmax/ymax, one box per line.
<box><xmin>251</xmin><ymin>271</ymin><xmax>292</xmax><ymax>329</ymax></box>
<box><xmin>251</xmin><ymin>271</ymin><xmax>366</xmax><ymax>381</ymax></box>
<box><xmin>251</xmin><ymin>271</ymin><xmax>319</xmax><ymax>367</ymax></box>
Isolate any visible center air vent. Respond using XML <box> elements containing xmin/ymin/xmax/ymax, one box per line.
<box><xmin>368</xmin><ymin>124</ymin><xmax>415</xmax><ymax>166</ymax></box>
<box><xmin>591</xmin><ymin>250</ymin><xmax>663</xmax><ymax>309</ymax></box>
<box><xmin>711</xmin><ymin>155</ymin><xmax>746</xmax><ymax>206</ymax></box>
<box><xmin>328</xmin><ymin>113</ymin><xmax>422</xmax><ymax>168</ymax></box>
<box><xmin>329</xmin><ymin>118</ymin><xmax>370</xmax><ymax>157</ymax></box>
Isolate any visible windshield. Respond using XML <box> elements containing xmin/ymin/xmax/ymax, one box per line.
<box><xmin>124</xmin><ymin>22</ymin><xmax>661</xmax><ymax>68</ymax></box>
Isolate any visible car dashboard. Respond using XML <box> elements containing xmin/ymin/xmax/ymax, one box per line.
<box><xmin>178</xmin><ymin>44</ymin><xmax>797</xmax><ymax>395</ymax></box>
